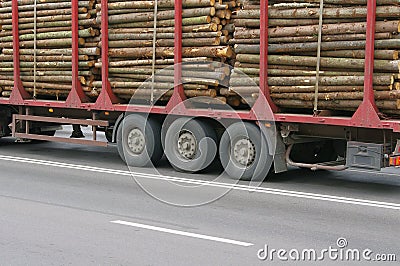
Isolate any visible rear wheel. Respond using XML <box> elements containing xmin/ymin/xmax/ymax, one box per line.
<box><xmin>219</xmin><ymin>122</ymin><xmax>273</xmax><ymax>181</ymax></box>
<box><xmin>163</xmin><ymin>118</ymin><xmax>218</xmax><ymax>173</ymax></box>
<box><xmin>117</xmin><ymin>114</ymin><xmax>163</xmax><ymax>167</ymax></box>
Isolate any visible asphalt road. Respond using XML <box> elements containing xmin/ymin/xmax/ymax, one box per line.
<box><xmin>0</xmin><ymin>127</ymin><xmax>399</xmax><ymax>265</ymax></box>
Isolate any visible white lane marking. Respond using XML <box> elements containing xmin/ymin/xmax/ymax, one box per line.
<box><xmin>110</xmin><ymin>220</ymin><xmax>254</xmax><ymax>247</ymax></box>
<box><xmin>0</xmin><ymin>154</ymin><xmax>399</xmax><ymax>210</ymax></box>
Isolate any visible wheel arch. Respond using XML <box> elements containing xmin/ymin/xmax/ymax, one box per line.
<box><xmin>111</xmin><ymin>113</ymin><xmax>125</xmax><ymax>143</ymax></box>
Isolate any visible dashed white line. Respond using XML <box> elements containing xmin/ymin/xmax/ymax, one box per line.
<box><xmin>0</xmin><ymin>154</ymin><xmax>399</xmax><ymax>210</ymax></box>
<box><xmin>110</xmin><ymin>220</ymin><xmax>254</xmax><ymax>247</ymax></box>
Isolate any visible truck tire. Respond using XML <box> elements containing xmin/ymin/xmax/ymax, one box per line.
<box><xmin>117</xmin><ymin>114</ymin><xmax>163</xmax><ymax>167</ymax></box>
<box><xmin>219</xmin><ymin>122</ymin><xmax>273</xmax><ymax>181</ymax></box>
<box><xmin>105</xmin><ymin>128</ymin><xmax>113</xmax><ymax>142</ymax></box>
<box><xmin>163</xmin><ymin>118</ymin><xmax>217</xmax><ymax>173</ymax></box>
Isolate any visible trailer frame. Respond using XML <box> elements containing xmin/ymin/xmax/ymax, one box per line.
<box><xmin>1</xmin><ymin>0</ymin><xmax>400</xmax><ymax>138</ymax></box>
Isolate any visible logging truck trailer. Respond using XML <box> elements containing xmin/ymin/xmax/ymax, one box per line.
<box><xmin>1</xmin><ymin>0</ymin><xmax>400</xmax><ymax>181</ymax></box>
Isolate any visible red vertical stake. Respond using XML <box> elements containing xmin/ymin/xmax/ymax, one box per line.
<box><xmin>9</xmin><ymin>0</ymin><xmax>30</xmax><ymax>103</ymax></box>
<box><xmin>166</xmin><ymin>0</ymin><xmax>186</xmax><ymax>111</ymax></box>
<box><xmin>94</xmin><ymin>0</ymin><xmax>119</xmax><ymax>110</ymax></box>
<box><xmin>363</xmin><ymin>0</ymin><xmax>377</xmax><ymax>109</ymax></box>
<box><xmin>101</xmin><ymin>0</ymin><xmax>110</xmax><ymax>89</ymax></box>
<box><xmin>66</xmin><ymin>0</ymin><xmax>89</xmax><ymax>106</ymax></box>
<box><xmin>352</xmin><ymin>0</ymin><xmax>380</xmax><ymax>126</ymax></box>
<box><xmin>251</xmin><ymin>0</ymin><xmax>278</xmax><ymax>118</ymax></box>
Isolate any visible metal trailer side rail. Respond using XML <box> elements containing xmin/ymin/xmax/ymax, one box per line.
<box><xmin>0</xmin><ymin>0</ymin><xmax>399</xmax><ymax>132</ymax></box>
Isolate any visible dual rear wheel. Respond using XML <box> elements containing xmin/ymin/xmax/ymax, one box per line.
<box><xmin>117</xmin><ymin>114</ymin><xmax>273</xmax><ymax>181</ymax></box>
<box><xmin>117</xmin><ymin>114</ymin><xmax>162</xmax><ymax>167</ymax></box>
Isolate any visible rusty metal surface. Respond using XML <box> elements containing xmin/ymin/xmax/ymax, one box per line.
<box><xmin>14</xmin><ymin>133</ymin><xmax>108</xmax><ymax>147</ymax></box>
<box><xmin>14</xmin><ymin>115</ymin><xmax>109</xmax><ymax>127</ymax></box>
<box><xmin>285</xmin><ymin>144</ymin><xmax>348</xmax><ymax>171</ymax></box>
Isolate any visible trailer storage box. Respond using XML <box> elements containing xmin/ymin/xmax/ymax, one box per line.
<box><xmin>346</xmin><ymin>141</ymin><xmax>391</xmax><ymax>170</ymax></box>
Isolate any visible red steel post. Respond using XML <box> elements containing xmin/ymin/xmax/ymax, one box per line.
<box><xmin>9</xmin><ymin>0</ymin><xmax>30</xmax><ymax>103</ymax></box>
<box><xmin>363</xmin><ymin>0</ymin><xmax>378</xmax><ymax>109</ymax></box>
<box><xmin>351</xmin><ymin>0</ymin><xmax>380</xmax><ymax>127</ymax></box>
<box><xmin>166</xmin><ymin>0</ymin><xmax>186</xmax><ymax>111</ymax></box>
<box><xmin>66</xmin><ymin>0</ymin><xmax>89</xmax><ymax>106</ymax></box>
<box><xmin>259</xmin><ymin>0</ymin><xmax>277</xmax><ymax>111</ymax></box>
<box><xmin>251</xmin><ymin>0</ymin><xmax>278</xmax><ymax>119</ymax></box>
<box><xmin>94</xmin><ymin>0</ymin><xmax>120</xmax><ymax>109</ymax></box>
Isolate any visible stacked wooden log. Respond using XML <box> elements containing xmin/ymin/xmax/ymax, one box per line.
<box><xmin>229</xmin><ymin>0</ymin><xmax>400</xmax><ymax>115</ymax></box>
<box><xmin>92</xmin><ymin>0</ymin><xmax>235</xmax><ymax>103</ymax></box>
<box><xmin>0</xmin><ymin>0</ymin><xmax>100</xmax><ymax>100</ymax></box>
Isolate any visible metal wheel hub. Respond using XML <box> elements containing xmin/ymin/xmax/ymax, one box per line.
<box><xmin>177</xmin><ymin>131</ymin><xmax>197</xmax><ymax>159</ymax></box>
<box><xmin>232</xmin><ymin>138</ymin><xmax>256</xmax><ymax>167</ymax></box>
<box><xmin>127</xmin><ymin>128</ymin><xmax>145</xmax><ymax>154</ymax></box>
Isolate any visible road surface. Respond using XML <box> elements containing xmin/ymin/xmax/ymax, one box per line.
<box><xmin>0</xmin><ymin>127</ymin><xmax>399</xmax><ymax>265</ymax></box>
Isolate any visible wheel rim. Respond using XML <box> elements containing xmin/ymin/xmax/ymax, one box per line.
<box><xmin>127</xmin><ymin>128</ymin><xmax>146</xmax><ymax>155</ymax></box>
<box><xmin>177</xmin><ymin>130</ymin><xmax>197</xmax><ymax>160</ymax></box>
<box><xmin>232</xmin><ymin>137</ymin><xmax>256</xmax><ymax>167</ymax></box>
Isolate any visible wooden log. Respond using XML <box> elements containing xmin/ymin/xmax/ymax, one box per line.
<box><xmin>106</xmin><ymin>37</ymin><xmax>220</xmax><ymax>48</ymax></box>
<box><xmin>234</xmin><ymin>39</ymin><xmax>400</xmax><ymax>54</ymax></box>
<box><xmin>273</xmin><ymin>99</ymin><xmax>400</xmax><ymax>111</ymax></box>
<box><xmin>0</xmin><ymin>27</ymin><xmax>78</xmax><ymax>38</ymax></box>
<box><xmin>2</xmin><ymin>48</ymin><xmax>100</xmax><ymax>56</ymax></box>
<box><xmin>107</xmin><ymin>68</ymin><xmax>226</xmax><ymax>80</ymax></box>
<box><xmin>319</xmin><ymin>50</ymin><xmax>399</xmax><ymax>60</ymax></box>
<box><xmin>0</xmin><ymin>1</ymin><xmax>93</xmax><ymax>13</ymax></box>
<box><xmin>22</xmin><ymin>70</ymin><xmax>93</xmax><ymax>77</ymax></box>
<box><xmin>106</xmin><ymin>8</ymin><xmax>215</xmax><ymax>24</ymax></box>
<box><xmin>106</xmin><ymin>16</ymin><xmax>213</xmax><ymax>28</ymax></box>
<box><xmin>229</xmin><ymin>75</ymin><xmax>394</xmax><ymax>86</ymax></box>
<box><xmin>232</xmin><ymin>21</ymin><xmax>399</xmax><ymax>38</ymax></box>
<box><xmin>0</xmin><ymin>38</ymin><xmax>86</xmax><ymax>49</ymax></box>
<box><xmin>233</xmin><ymin>67</ymin><xmax>388</xmax><ymax>77</ymax></box>
<box><xmin>0</xmin><ymin>28</ymin><xmax>95</xmax><ymax>42</ymax></box>
<box><xmin>0</xmin><ymin>79</ymin><xmax>73</xmax><ymax>90</ymax></box>
<box><xmin>268</xmin><ymin>85</ymin><xmax>390</xmax><ymax>93</ymax></box>
<box><xmin>0</xmin><ymin>7</ymin><xmax>88</xmax><ymax>20</ymax></box>
<box><xmin>2</xmin><ymin>13</ymin><xmax>91</xmax><ymax>25</ymax></box>
<box><xmin>270</xmin><ymin>91</ymin><xmax>400</xmax><ymax>101</ymax></box>
<box><xmin>0</xmin><ymin>61</ymin><xmax>94</xmax><ymax>68</ymax></box>
<box><xmin>18</xmin><ymin>54</ymin><xmax>89</xmax><ymax>62</ymax></box>
<box><xmin>108</xmin><ymin>24</ymin><xmax>219</xmax><ymax>34</ymax></box>
<box><xmin>111</xmin><ymin>88</ymin><xmax>217</xmax><ymax>98</ymax></box>
<box><xmin>98</xmin><ymin>57</ymin><xmax>216</xmax><ymax>67</ymax></box>
<box><xmin>109</xmin><ymin>46</ymin><xmax>233</xmax><ymax>59</ymax></box>
<box><xmin>233</xmin><ymin>6</ymin><xmax>400</xmax><ymax>19</ymax></box>
<box><xmin>1</xmin><ymin>19</ymin><xmax>97</xmax><ymax>30</ymax></box>
<box><xmin>268</xmin><ymin>0</ymin><xmax>400</xmax><ymax>4</ymax></box>
<box><xmin>267</xmin><ymin>32</ymin><xmax>394</xmax><ymax>44</ymax></box>
<box><xmin>105</xmin><ymin>0</ymin><xmax>216</xmax><ymax>10</ymax></box>
<box><xmin>235</xmin><ymin>54</ymin><xmax>399</xmax><ymax>72</ymax></box>
<box><xmin>107</xmin><ymin>31</ymin><xmax>222</xmax><ymax>41</ymax></box>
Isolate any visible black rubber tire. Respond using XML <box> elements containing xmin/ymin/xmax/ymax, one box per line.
<box><xmin>163</xmin><ymin>118</ymin><xmax>218</xmax><ymax>173</ymax></box>
<box><xmin>105</xmin><ymin>129</ymin><xmax>113</xmax><ymax>142</ymax></box>
<box><xmin>40</xmin><ymin>130</ymin><xmax>56</xmax><ymax>136</ymax></box>
<box><xmin>290</xmin><ymin>140</ymin><xmax>338</xmax><ymax>164</ymax></box>
<box><xmin>219</xmin><ymin>122</ymin><xmax>273</xmax><ymax>181</ymax></box>
<box><xmin>117</xmin><ymin>114</ymin><xmax>163</xmax><ymax>167</ymax></box>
